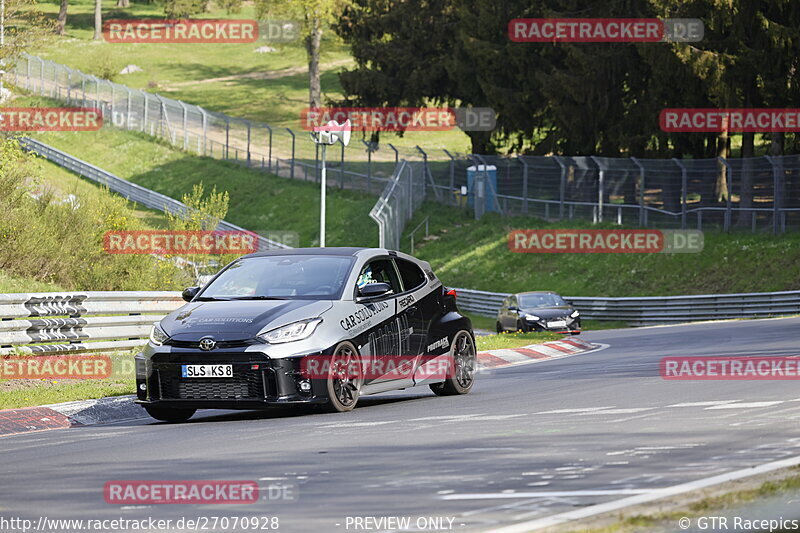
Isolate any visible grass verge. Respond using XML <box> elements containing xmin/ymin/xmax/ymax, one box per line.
<box><xmin>406</xmin><ymin>202</ymin><xmax>800</xmax><ymax>297</ymax></box>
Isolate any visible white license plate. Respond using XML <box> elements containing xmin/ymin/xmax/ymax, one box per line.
<box><xmin>181</xmin><ymin>364</ymin><xmax>233</xmax><ymax>378</ymax></box>
<box><xmin>547</xmin><ymin>320</ymin><xmax>567</xmax><ymax>329</ymax></box>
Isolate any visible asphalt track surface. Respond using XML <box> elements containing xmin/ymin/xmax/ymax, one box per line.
<box><xmin>2</xmin><ymin>317</ymin><xmax>800</xmax><ymax>533</ymax></box>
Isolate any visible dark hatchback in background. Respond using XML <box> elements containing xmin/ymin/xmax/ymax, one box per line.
<box><xmin>496</xmin><ymin>291</ymin><xmax>581</xmax><ymax>334</ymax></box>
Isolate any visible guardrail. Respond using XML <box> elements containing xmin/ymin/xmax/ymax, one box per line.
<box><xmin>19</xmin><ymin>137</ymin><xmax>291</xmax><ymax>250</ymax></box>
<box><xmin>0</xmin><ymin>291</ymin><xmax>183</xmax><ymax>355</ymax></box>
<box><xmin>453</xmin><ymin>287</ymin><xmax>800</xmax><ymax>326</ymax></box>
<box><xmin>4</xmin><ymin>287</ymin><xmax>798</xmax><ymax>355</ymax></box>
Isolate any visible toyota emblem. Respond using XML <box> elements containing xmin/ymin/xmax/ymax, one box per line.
<box><xmin>199</xmin><ymin>338</ymin><xmax>216</xmax><ymax>351</ymax></box>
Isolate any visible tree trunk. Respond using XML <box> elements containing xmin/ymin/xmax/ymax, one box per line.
<box><xmin>715</xmin><ymin>130</ymin><xmax>729</xmax><ymax>202</ymax></box>
<box><xmin>736</xmin><ymin>131</ymin><xmax>755</xmax><ymax>226</ymax></box>
<box><xmin>93</xmin><ymin>0</ymin><xmax>102</xmax><ymax>40</ymax></box>
<box><xmin>305</xmin><ymin>16</ymin><xmax>322</xmax><ymax>108</ymax></box>
<box><xmin>116</xmin><ymin>0</ymin><xmax>129</xmax><ymax>7</ymax></box>
<box><xmin>56</xmin><ymin>0</ymin><xmax>69</xmax><ymax>35</ymax></box>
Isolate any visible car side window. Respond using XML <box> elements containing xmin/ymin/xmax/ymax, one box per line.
<box><xmin>501</xmin><ymin>297</ymin><xmax>509</xmax><ymax>309</ymax></box>
<box><xmin>394</xmin><ymin>259</ymin><xmax>426</xmax><ymax>292</ymax></box>
<box><xmin>356</xmin><ymin>259</ymin><xmax>402</xmax><ymax>295</ymax></box>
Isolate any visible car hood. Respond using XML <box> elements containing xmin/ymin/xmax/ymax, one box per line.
<box><xmin>520</xmin><ymin>306</ymin><xmax>572</xmax><ymax>319</ymax></box>
<box><xmin>161</xmin><ymin>300</ymin><xmax>333</xmax><ymax>341</ymax></box>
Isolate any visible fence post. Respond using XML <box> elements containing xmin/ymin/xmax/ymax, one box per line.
<box><xmin>125</xmin><ymin>87</ymin><xmax>131</xmax><ymax>130</ymax></box>
<box><xmin>765</xmin><ymin>155</ymin><xmax>782</xmax><ymax>234</ymax></box>
<box><xmin>245</xmin><ymin>119</ymin><xmax>252</xmax><ymax>167</ymax></box>
<box><xmin>265</xmin><ymin>125</ymin><xmax>273</xmax><ymax>172</ymax></box>
<box><xmin>180</xmin><ymin>102</ymin><xmax>188</xmax><ymax>151</ymax></box>
<box><xmin>66</xmin><ymin>69</ymin><xmax>72</xmax><ymax>104</ymax></box>
<box><xmin>224</xmin><ymin>117</ymin><xmax>230</xmax><ymax>159</ymax></box>
<box><xmin>286</xmin><ymin>128</ymin><xmax>295</xmax><ymax>180</ymax></box>
<box><xmin>39</xmin><ymin>59</ymin><xmax>44</xmax><ymax>96</ymax></box>
<box><xmin>673</xmin><ymin>158</ymin><xmax>688</xmax><ymax>229</ymax></box>
<box><xmin>141</xmin><ymin>91</ymin><xmax>148</xmax><ymax>133</ymax></box>
<box><xmin>554</xmin><ymin>156</ymin><xmax>567</xmax><ymax>220</ymax></box>
<box><xmin>361</xmin><ymin>140</ymin><xmax>372</xmax><ymax>194</ymax></box>
<box><xmin>520</xmin><ymin>157</ymin><xmax>529</xmax><ymax>215</ymax></box>
<box><xmin>443</xmin><ymin>149</ymin><xmax>456</xmax><ymax>206</ymax></box>
<box><xmin>631</xmin><ymin>157</ymin><xmax>645</xmax><ymax>227</ymax></box>
<box><xmin>81</xmin><ymin>78</ymin><xmax>86</xmax><ymax>105</ymax></box>
<box><xmin>26</xmin><ymin>55</ymin><xmax>31</xmax><ymax>91</ymax></box>
<box><xmin>388</xmin><ymin>143</ymin><xmax>399</xmax><ymax>165</ymax></box>
<box><xmin>198</xmin><ymin>107</ymin><xmax>207</xmax><ymax>155</ymax></box>
<box><xmin>590</xmin><ymin>156</ymin><xmax>604</xmax><ymax>223</ymax></box>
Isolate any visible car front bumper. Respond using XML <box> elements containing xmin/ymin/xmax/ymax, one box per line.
<box><xmin>524</xmin><ymin>316</ymin><xmax>581</xmax><ymax>333</ymax></box>
<box><xmin>135</xmin><ymin>351</ymin><xmax>330</xmax><ymax>409</ymax></box>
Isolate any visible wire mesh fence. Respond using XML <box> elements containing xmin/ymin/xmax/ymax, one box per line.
<box><xmin>370</xmin><ymin>159</ymin><xmax>428</xmax><ymax>251</ymax></box>
<box><xmin>13</xmin><ymin>53</ymin><xmax>800</xmax><ymax>234</ymax></box>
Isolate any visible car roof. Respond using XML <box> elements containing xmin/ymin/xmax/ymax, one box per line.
<box><xmin>516</xmin><ymin>291</ymin><xmax>561</xmax><ymax>296</ymax></box>
<box><xmin>242</xmin><ymin>247</ymin><xmax>400</xmax><ymax>259</ymax></box>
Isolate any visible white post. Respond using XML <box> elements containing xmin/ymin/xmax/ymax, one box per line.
<box><xmin>320</xmin><ymin>143</ymin><xmax>327</xmax><ymax>247</ymax></box>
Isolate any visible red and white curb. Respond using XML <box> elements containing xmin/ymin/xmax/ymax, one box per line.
<box><xmin>0</xmin><ymin>395</ymin><xmax>142</xmax><ymax>438</ymax></box>
<box><xmin>477</xmin><ymin>337</ymin><xmax>600</xmax><ymax>370</ymax></box>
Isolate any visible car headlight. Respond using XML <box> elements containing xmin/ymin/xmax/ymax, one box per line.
<box><xmin>149</xmin><ymin>323</ymin><xmax>169</xmax><ymax>346</ymax></box>
<box><xmin>258</xmin><ymin>318</ymin><xmax>322</xmax><ymax>344</ymax></box>
<box><xmin>522</xmin><ymin>313</ymin><xmax>540</xmax><ymax>321</ymax></box>
<box><xmin>570</xmin><ymin>310</ymin><xmax>580</xmax><ymax>318</ymax></box>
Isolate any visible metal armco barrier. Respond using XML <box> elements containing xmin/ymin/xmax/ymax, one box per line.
<box><xmin>18</xmin><ymin>138</ymin><xmax>291</xmax><ymax>250</ymax></box>
<box><xmin>453</xmin><ymin>287</ymin><xmax>800</xmax><ymax>326</ymax></box>
<box><xmin>0</xmin><ymin>292</ymin><xmax>184</xmax><ymax>355</ymax></box>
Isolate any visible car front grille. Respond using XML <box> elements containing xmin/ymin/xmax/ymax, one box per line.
<box><xmin>156</xmin><ymin>367</ymin><xmax>265</xmax><ymax>400</ymax></box>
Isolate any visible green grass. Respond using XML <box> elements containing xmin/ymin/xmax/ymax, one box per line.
<box><xmin>0</xmin><ymin>378</ymin><xmax>135</xmax><ymax>409</ymax></box>
<box><xmin>405</xmin><ymin>202</ymin><xmax>800</xmax><ymax>297</ymax></box>
<box><xmin>570</xmin><ymin>469</ymin><xmax>800</xmax><ymax>533</ymax></box>
<box><xmin>0</xmin><ymin>271</ymin><xmax>64</xmax><ymax>292</ymax></box>
<box><xmin>0</xmin><ymin>350</ymin><xmax>136</xmax><ymax>409</ymax></box>
<box><xmin>30</xmin><ymin>125</ymin><xmax>379</xmax><ymax>247</ymax></box>
<box><xmin>476</xmin><ymin>331</ymin><xmax>562</xmax><ymax>351</ymax></box>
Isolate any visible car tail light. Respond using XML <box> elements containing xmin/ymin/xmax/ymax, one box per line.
<box><xmin>446</xmin><ymin>288</ymin><xmax>457</xmax><ymax>298</ymax></box>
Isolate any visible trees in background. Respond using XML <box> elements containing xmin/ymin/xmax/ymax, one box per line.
<box><xmin>256</xmin><ymin>0</ymin><xmax>348</xmax><ymax>107</ymax></box>
<box><xmin>334</xmin><ymin>0</ymin><xmax>800</xmax><ymax>159</ymax></box>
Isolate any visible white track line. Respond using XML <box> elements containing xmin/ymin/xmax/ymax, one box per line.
<box><xmin>442</xmin><ymin>489</ymin><xmax>656</xmax><ymax>500</ymax></box>
<box><xmin>489</xmin><ymin>454</ymin><xmax>800</xmax><ymax>532</ymax></box>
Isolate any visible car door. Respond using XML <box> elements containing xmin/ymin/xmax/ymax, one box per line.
<box><xmin>354</xmin><ymin>258</ymin><xmax>410</xmax><ymax>385</ymax></box>
<box><xmin>499</xmin><ymin>297</ymin><xmax>510</xmax><ymax>329</ymax></box>
<box><xmin>393</xmin><ymin>258</ymin><xmax>429</xmax><ymax>358</ymax></box>
<box><xmin>506</xmin><ymin>296</ymin><xmax>520</xmax><ymax>329</ymax></box>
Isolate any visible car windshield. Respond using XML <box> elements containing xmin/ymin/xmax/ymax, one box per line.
<box><xmin>199</xmin><ymin>255</ymin><xmax>354</xmax><ymax>300</ymax></box>
<box><xmin>519</xmin><ymin>293</ymin><xmax>567</xmax><ymax>308</ymax></box>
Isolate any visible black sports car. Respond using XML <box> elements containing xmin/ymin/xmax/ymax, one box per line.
<box><xmin>135</xmin><ymin>248</ymin><xmax>476</xmax><ymax>422</ymax></box>
<box><xmin>496</xmin><ymin>291</ymin><xmax>581</xmax><ymax>334</ymax></box>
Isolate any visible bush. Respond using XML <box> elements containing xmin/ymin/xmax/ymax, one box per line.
<box><xmin>0</xmin><ymin>138</ymin><xmax>188</xmax><ymax>291</ymax></box>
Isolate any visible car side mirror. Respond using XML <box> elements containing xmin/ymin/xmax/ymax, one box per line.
<box><xmin>358</xmin><ymin>282</ymin><xmax>392</xmax><ymax>300</ymax></box>
<box><xmin>508</xmin><ymin>305</ymin><xmax>518</xmax><ymax>312</ymax></box>
<box><xmin>182</xmin><ymin>286</ymin><xmax>200</xmax><ymax>302</ymax></box>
